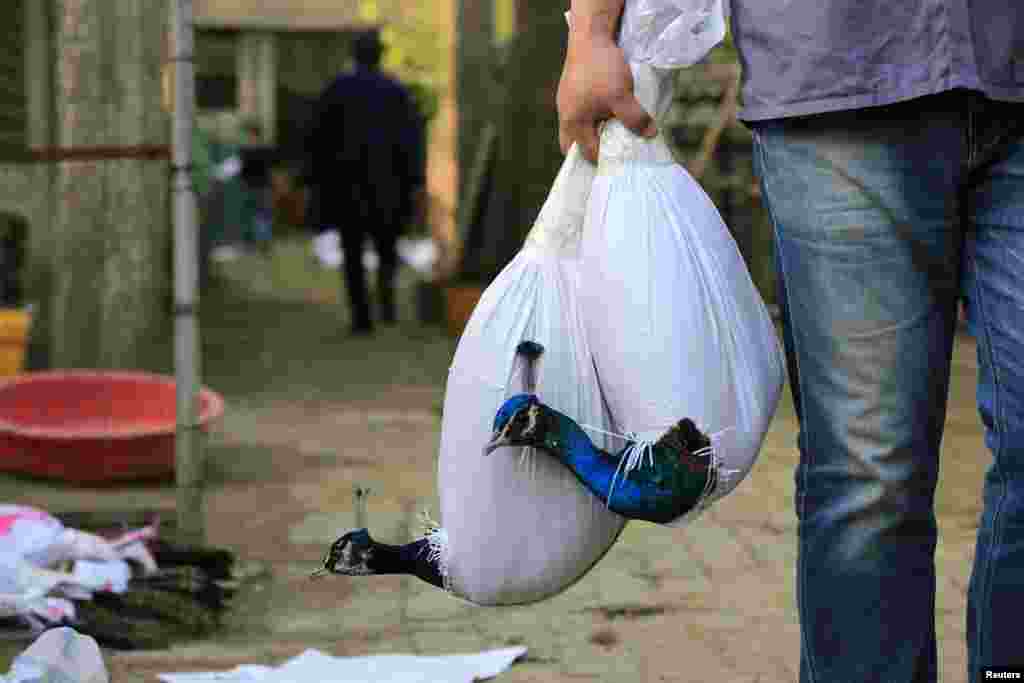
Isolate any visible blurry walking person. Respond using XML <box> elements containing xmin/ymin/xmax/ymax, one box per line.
<box><xmin>305</xmin><ymin>30</ymin><xmax>426</xmax><ymax>335</ymax></box>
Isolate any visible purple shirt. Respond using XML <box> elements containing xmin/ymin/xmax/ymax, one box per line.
<box><xmin>729</xmin><ymin>1</ymin><xmax>1024</xmax><ymax>120</ymax></box>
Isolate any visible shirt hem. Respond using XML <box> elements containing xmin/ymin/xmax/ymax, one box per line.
<box><xmin>738</xmin><ymin>81</ymin><xmax>1024</xmax><ymax>122</ymax></box>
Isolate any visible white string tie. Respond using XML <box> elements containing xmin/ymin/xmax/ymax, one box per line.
<box><xmin>418</xmin><ymin>510</ymin><xmax>452</xmax><ymax>592</ymax></box>
<box><xmin>579</xmin><ymin>423</ymin><xmax>658</xmax><ymax>506</ymax></box>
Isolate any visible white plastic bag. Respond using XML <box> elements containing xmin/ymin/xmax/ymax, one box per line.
<box><xmin>434</xmin><ymin>143</ymin><xmax>625</xmax><ymax>605</ymax></box>
<box><xmin>0</xmin><ymin>506</ymin><xmax>157</xmax><ymax>628</ymax></box>
<box><xmin>0</xmin><ymin>505</ymin><xmax>153</xmax><ymax>570</ymax></box>
<box><xmin>1</xmin><ymin>627</ymin><xmax>109</xmax><ymax>683</ymax></box>
<box><xmin>578</xmin><ymin>60</ymin><xmax>784</xmax><ymax>525</ymax></box>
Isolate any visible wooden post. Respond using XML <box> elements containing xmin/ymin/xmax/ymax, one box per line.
<box><xmin>51</xmin><ymin>0</ymin><xmax>172</xmax><ymax>372</ymax></box>
<box><xmin>22</xmin><ymin>0</ymin><xmax>56</xmax><ymax>370</ymax></box>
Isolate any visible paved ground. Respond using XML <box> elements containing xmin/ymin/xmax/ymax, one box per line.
<box><xmin>0</xmin><ymin>241</ymin><xmax>988</xmax><ymax>682</ymax></box>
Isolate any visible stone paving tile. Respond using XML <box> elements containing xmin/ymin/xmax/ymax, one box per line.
<box><xmin>936</xmin><ymin>565</ymin><xmax>967</xmax><ymax>614</ymax></box>
<box><xmin>404</xmin><ymin>582</ymin><xmax>480</xmax><ymax>622</ymax></box>
<box><xmin>731</xmin><ymin>523</ymin><xmax>797</xmax><ymax>570</ymax></box>
<box><xmin>680</xmin><ymin>520</ymin><xmax>759</xmax><ymax>578</ymax></box>
<box><xmin>271</xmin><ymin>579</ymin><xmax>407</xmax><ymax>634</ymax></box>
<box><xmin>715</xmin><ymin>633</ymin><xmax>799</xmax><ymax>681</ymax></box>
<box><xmin>620</xmin><ymin>524</ymin><xmax>709</xmax><ymax>585</ymax></box>
<box><xmin>474</xmin><ymin>606</ymin><xmax>558</xmax><ymax>645</ymax></box>
<box><xmin>581</xmin><ymin>567</ymin><xmax>667</xmax><ymax>609</ymax></box>
<box><xmin>476</xmin><ymin>609</ymin><xmax>597</xmax><ymax>664</ymax></box>
<box><xmin>411</xmin><ymin>626</ymin><xmax>489</xmax><ymax>656</ymax></box>
<box><xmin>614</xmin><ymin>611</ymin><xmax>779</xmax><ymax>682</ymax></box>
<box><xmin>714</xmin><ymin>474</ymin><xmax>799</xmax><ymax>533</ymax></box>
<box><xmin>288</xmin><ymin>509</ymin><xmax>416</xmax><ymax>547</ymax></box>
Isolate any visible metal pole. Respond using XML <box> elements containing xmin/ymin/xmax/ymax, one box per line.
<box><xmin>171</xmin><ymin>0</ymin><xmax>203</xmax><ymax>544</ymax></box>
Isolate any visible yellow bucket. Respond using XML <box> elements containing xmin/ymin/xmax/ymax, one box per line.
<box><xmin>0</xmin><ymin>308</ymin><xmax>31</xmax><ymax>377</ymax></box>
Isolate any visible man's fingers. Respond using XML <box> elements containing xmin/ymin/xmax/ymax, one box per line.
<box><xmin>613</xmin><ymin>95</ymin><xmax>657</xmax><ymax>138</ymax></box>
<box><xmin>558</xmin><ymin>99</ymin><xmax>654</xmax><ymax>163</ymax></box>
<box><xmin>578</xmin><ymin>124</ymin><xmax>601</xmax><ymax>164</ymax></box>
<box><xmin>560</xmin><ymin>119</ymin><xmax>600</xmax><ymax>162</ymax></box>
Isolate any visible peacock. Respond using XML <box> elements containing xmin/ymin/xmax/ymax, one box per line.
<box><xmin>483</xmin><ymin>393</ymin><xmax>716</xmax><ymax>524</ymax></box>
<box><xmin>316</xmin><ymin>341</ymin><xmax>715</xmax><ymax>583</ymax></box>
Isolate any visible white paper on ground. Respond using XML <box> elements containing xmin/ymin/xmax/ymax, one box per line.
<box><xmin>157</xmin><ymin>646</ymin><xmax>527</xmax><ymax>683</ymax></box>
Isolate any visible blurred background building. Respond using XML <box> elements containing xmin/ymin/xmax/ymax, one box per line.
<box><xmin>0</xmin><ymin>0</ymin><xmax>767</xmax><ymax>372</ymax></box>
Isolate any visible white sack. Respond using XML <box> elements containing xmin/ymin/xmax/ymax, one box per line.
<box><xmin>579</xmin><ymin>58</ymin><xmax>784</xmax><ymax>525</ymax></box>
<box><xmin>435</xmin><ymin>143</ymin><xmax>625</xmax><ymax>605</ymax></box>
<box><xmin>430</xmin><ymin>0</ymin><xmax>763</xmax><ymax>603</ymax></box>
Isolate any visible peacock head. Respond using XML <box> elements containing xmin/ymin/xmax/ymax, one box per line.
<box><xmin>484</xmin><ymin>393</ymin><xmax>555</xmax><ymax>455</ymax></box>
<box><xmin>313</xmin><ymin>528</ymin><xmax>375</xmax><ymax>578</ymax></box>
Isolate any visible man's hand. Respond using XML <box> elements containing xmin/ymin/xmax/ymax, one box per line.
<box><xmin>557</xmin><ymin>10</ymin><xmax>657</xmax><ymax>163</ymax></box>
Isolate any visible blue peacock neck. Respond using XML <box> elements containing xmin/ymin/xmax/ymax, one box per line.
<box><xmin>538</xmin><ymin>407</ymin><xmax>716</xmax><ymax>525</ymax></box>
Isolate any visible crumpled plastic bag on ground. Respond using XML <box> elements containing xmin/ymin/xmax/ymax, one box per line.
<box><xmin>157</xmin><ymin>646</ymin><xmax>527</xmax><ymax>683</ymax></box>
<box><xmin>0</xmin><ymin>627</ymin><xmax>109</xmax><ymax>683</ymax></box>
<box><xmin>0</xmin><ymin>505</ymin><xmax>157</xmax><ymax>631</ymax></box>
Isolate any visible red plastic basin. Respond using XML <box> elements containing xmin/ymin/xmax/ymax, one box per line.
<box><xmin>0</xmin><ymin>371</ymin><xmax>224</xmax><ymax>484</ymax></box>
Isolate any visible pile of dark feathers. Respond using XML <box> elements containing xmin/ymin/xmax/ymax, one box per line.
<box><xmin>1</xmin><ymin>538</ymin><xmax>237</xmax><ymax>650</ymax></box>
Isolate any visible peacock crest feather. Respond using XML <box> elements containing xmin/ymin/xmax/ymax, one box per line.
<box><xmin>515</xmin><ymin>340</ymin><xmax>544</xmax><ymax>391</ymax></box>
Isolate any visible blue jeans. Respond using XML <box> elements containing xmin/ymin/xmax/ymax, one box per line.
<box><xmin>753</xmin><ymin>90</ymin><xmax>1024</xmax><ymax>683</ymax></box>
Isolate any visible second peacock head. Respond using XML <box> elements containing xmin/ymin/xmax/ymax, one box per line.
<box><xmin>484</xmin><ymin>393</ymin><xmax>546</xmax><ymax>456</ymax></box>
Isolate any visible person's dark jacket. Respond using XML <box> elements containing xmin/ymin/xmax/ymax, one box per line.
<box><xmin>240</xmin><ymin>145</ymin><xmax>276</xmax><ymax>189</ymax></box>
<box><xmin>304</xmin><ymin>65</ymin><xmax>425</xmax><ymax>233</ymax></box>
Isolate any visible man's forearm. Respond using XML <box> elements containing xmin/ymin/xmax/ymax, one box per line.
<box><xmin>568</xmin><ymin>0</ymin><xmax>624</xmax><ymax>41</ymax></box>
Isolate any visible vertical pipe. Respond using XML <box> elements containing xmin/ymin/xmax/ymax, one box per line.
<box><xmin>172</xmin><ymin>0</ymin><xmax>203</xmax><ymax>544</ymax></box>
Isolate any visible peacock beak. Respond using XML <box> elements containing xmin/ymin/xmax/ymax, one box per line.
<box><xmin>482</xmin><ymin>431</ymin><xmax>508</xmax><ymax>456</ymax></box>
